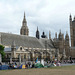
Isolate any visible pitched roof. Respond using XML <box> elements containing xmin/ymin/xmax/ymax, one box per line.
<box><xmin>0</xmin><ymin>32</ymin><xmax>54</xmax><ymax>49</ymax></box>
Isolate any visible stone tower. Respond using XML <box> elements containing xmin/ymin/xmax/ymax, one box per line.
<box><xmin>55</xmin><ymin>32</ymin><xmax>57</xmax><ymax>39</ymax></box>
<box><xmin>11</xmin><ymin>41</ymin><xmax>16</xmax><ymax>58</ymax></box>
<box><xmin>69</xmin><ymin>14</ymin><xmax>75</xmax><ymax>47</ymax></box>
<box><xmin>69</xmin><ymin>14</ymin><xmax>75</xmax><ymax>59</ymax></box>
<box><xmin>20</xmin><ymin>12</ymin><xmax>29</xmax><ymax>35</ymax></box>
<box><xmin>58</xmin><ymin>30</ymin><xmax>65</xmax><ymax>54</ymax></box>
<box><xmin>49</xmin><ymin>31</ymin><xmax>51</xmax><ymax>40</ymax></box>
<box><xmin>65</xmin><ymin>31</ymin><xmax>70</xmax><ymax>57</ymax></box>
<box><xmin>36</xmin><ymin>27</ymin><xmax>40</xmax><ymax>39</ymax></box>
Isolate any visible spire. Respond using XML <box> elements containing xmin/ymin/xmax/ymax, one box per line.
<box><xmin>36</xmin><ymin>26</ymin><xmax>40</xmax><ymax>39</ymax></box>
<box><xmin>60</xmin><ymin>29</ymin><xmax>61</xmax><ymax>33</ymax></box>
<box><xmin>55</xmin><ymin>32</ymin><xmax>57</xmax><ymax>38</ymax></box>
<box><xmin>66</xmin><ymin>31</ymin><xmax>68</xmax><ymax>37</ymax></box>
<box><xmin>23</xmin><ymin>12</ymin><xmax>26</xmax><ymax>23</ymax></box>
<box><xmin>37</xmin><ymin>26</ymin><xmax>38</xmax><ymax>31</ymax></box>
<box><xmin>20</xmin><ymin>12</ymin><xmax>29</xmax><ymax>36</ymax></box>
<box><xmin>70</xmin><ymin>14</ymin><xmax>71</xmax><ymax>18</ymax></box>
<box><xmin>24</xmin><ymin>12</ymin><xmax>25</xmax><ymax>20</ymax></box>
<box><xmin>66</xmin><ymin>31</ymin><xmax>69</xmax><ymax>37</ymax></box>
<box><xmin>58</xmin><ymin>29</ymin><xmax>62</xmax><ymax>40</ymax></box>
<box><xmin>70</xmin><ymin>14</ymin><xmax>72</xmax><ymax>20</ymax></box>
<box><xmin>59</xmin><ymin>29</ymin><xmax>61</xmax><ymax>35</ymax></box>
<box><xmin>43</xmin><ymin>31</ymin><xmax>45</xmax><ymax>35</ymax></box>
<box><xmin>65</xmin><ymin>31</ymin><xmax>69</xmax><ymax>40</ymax></box>
<box><xmin>74</xmin><ymin>16</ymin><xmax>75</xmax><ymax>21</ymax></box>
<box><xmin>49</xmin><ymin>31</ymin><xmax>51</xmax><ymax>39</ymax></box>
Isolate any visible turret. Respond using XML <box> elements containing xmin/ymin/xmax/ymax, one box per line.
<box><xmin>23</xmin><ymin>12</ymin><xmax>27</xmax><ymax>25</ymax></box>
<box><xmin>58</xmin><ymin>30</ymin><xmax>65</xmax><ymax>54</ymax></box>
<box><xmin>65</xmin><ymin>31</ymin><xmax>70</xmax><ymax>57</ymax></box>
<box><xmin>58</xmin><ymin>30</ymin><xmax>62</xmax><ymax>40</ymax></box>
<box><xmin>41</xmin><ymin>31</ymin><xmax>47</xmax><ymax>38</ymax></box>
<box><xmin>49</xmin><ymin>31</ymin><xmax>51</xmax><ymax>39</ymax></box>
<box><xmin>69</xmin><ymin>14</ymin><xmax>73</xmax><ymax>47</ymax></box>
<box><xmin>73</xmin><ymin>16</ymin><xmax>75</xmax><ymax>21</ymax></box>
<box><xmin>11</xmin><ymin>41</ymin><xmax>16</xmax><ymax>58</ymax></box>
<box><xmin>70</xmin><ymin>14</ymin><xmax>72</xmax><ymax>21</ymax></box>
<box><xmin>36</xmin><ymin>26</ymin><xmax>40</xmax><ymax>39</ymax></box>
<box><xmin>65</xmin><ymin>31</ymin><xmax>69</xmax><ymax>47</ymax></box>
<box><xmin>55</xmin><ymin>32</ymin><xmax>57</xmax><ymax>39</ymax></box>
<box><xmin>65</xmin><ymin>31</ymin><xmax>69</xmax><ymax>41</ymax></box>
<box><xmin>20</xmin><ymin>12</ymin><xmax>29</xmax><ymax>35</ymax></box>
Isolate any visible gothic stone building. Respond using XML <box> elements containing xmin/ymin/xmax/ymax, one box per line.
<box><xmin>53</xmin><ymin>31</ymin><xmax>69</xmax><ymax>60</ymax></box>
<box><xmin>0</xmin><ymin>13</ymin><xmax>74</xmax><ymax>62</ymax></box>
<box><xmin>53</xmin><ymin>14</ymin><xmax>75</xmax><ymax>60</ymax></box>
<box><xmin>0</xmin><ymin>13</ymin><xmax>57</xmax><ymax>62</ymax></box>
<box><xmin>69</xmin><ymin>14</ymin><xmax>75</xmax><ymax>59</ymax></box>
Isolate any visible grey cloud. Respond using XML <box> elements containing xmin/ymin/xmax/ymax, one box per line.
<box><xmin>0</xmin><ymin>0</ymin><xmax>74</xmax><ymax>39</ymax></box>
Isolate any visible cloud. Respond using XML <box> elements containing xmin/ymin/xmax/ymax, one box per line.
<box><xmin>0</xmin><ymin>0</ymin><xmax>75</xmax><ymax>39</ymax></box>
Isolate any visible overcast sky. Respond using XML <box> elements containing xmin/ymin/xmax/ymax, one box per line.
<box><xmin>0</xmin><ymin>0</ymin><xmax>75</xmax><ymax>39</ymax></box>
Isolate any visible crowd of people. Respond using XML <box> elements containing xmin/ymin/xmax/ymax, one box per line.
<box><xmin>0</xmin><ymin>59</ymin><xmax>75</xmax><ymax>69</ymax></box>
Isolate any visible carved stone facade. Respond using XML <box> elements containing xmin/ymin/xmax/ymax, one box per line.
<box><xmin>65</xmin><ymin>32</ymin><xmax>70</xmax><ymax>57</ymax></box>
<box><xmin>70</xmin><ymin>14</ymin><xmax>75</xmax><ymax>59</ymax></box>
<box><xmin>70</xmin><ymin>14</ymin><xmax>75</xmax><ymax>47</ymax></box>
<box><xmin>53</xmin><ymin>30</ymin><xmax>69</xmax><ymax>59</ymax></box>
<box><xmin>5</xmin><ymin>45</ymin><xmax>56</xmax><ymax>61</ymax></box>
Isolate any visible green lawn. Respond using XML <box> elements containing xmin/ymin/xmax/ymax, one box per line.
<box><xmin>0</xmin><ymin>65</ymin><xmax>75</xmax><ymax>75</ymax></box>
<box><xmin>48</xmin><ymin>65</ymin><xmax>75</xmax><ymax>70</ymax></box>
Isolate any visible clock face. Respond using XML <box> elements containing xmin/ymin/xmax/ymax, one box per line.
<box><xmin>23</xmin><ymin>22</ymin><xmax>26</xmax><ymax>26</ymax></box>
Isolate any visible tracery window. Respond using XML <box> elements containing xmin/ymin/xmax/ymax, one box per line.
<box><xmin>24</xmin><ymin>55</ymin><xmax>26</xmax><ymax>59</ymax></box>
<box><xmin>73</xmin><ymin>41</ymin><xmax>75</xmax><ymax>46</ymax></box>
<box><xmin>73</xmin><ymin>30</ymin><xmax>75</xmax><ymax>35</ymax></box>
<box><xmin>24</xmin><ymin>29</ymin><xmax>26</xmax><ymax>35</ymax></box>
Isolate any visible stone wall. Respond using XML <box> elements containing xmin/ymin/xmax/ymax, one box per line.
<box><xmin>70</xmin><ymin>47</ymin><xmax>75</xmax><ymax>58</ymax></box>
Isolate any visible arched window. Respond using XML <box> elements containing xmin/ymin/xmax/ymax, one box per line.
<box><xmin>24</xmin><ymin>54</ymin><xmax>26</xmax><ymax>59</ymax></box>
<box><xmin>73</xmin><ymin>30</ymin><xmax>75</xmax><ymax>35</ymax></box>
<box><xmin>24</xmin><ymin>29</ymin><xmax>26</xmax><ymax>35</ymax></box>
<box><xmin>18</xmin><ymin>54</ymin><xmax>19</xmax><ymax>58</ymax></box>
<box><xmin>73</xmin><ymin>41</ymin><xmax>75</xmax><ymax>46</ymax></box>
